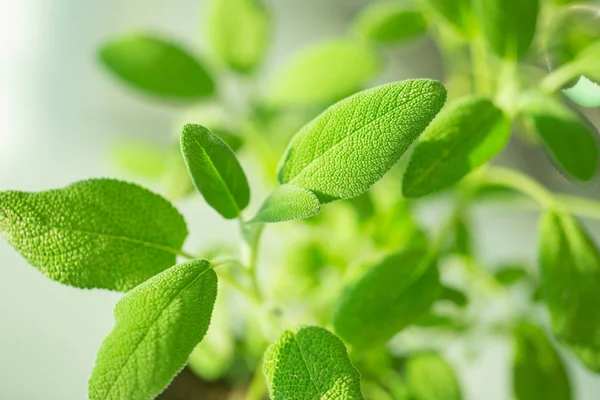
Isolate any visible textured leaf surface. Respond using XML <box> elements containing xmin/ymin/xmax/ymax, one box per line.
<box><xmin>278</xmin><ymin>79</ymin><xmax>447</xmax><ymax>203</ymax></box>
<box><xmin>99</xmin><ymin>34</ymin><xmax>214</xmax><ymax>99</ymax></box>
<box><xmin>521</xmin><ymin>94</ymin><xmax>598</xmax><ymax>181</ymax></box>
<box><xmin>405</xmin><ymin>353</ymin><xmax>462</xmax><ymax>400</ymax></box>
<box><xmin>513</xmin><ymin>323</ymin><xmax>571</xmax><ymax>400</ymax></box>
<box><xmin>267</xmin><ymin>39</ymin><xmax>381</xmax><ymax>106</ymax></box>
<box><xmin>89</xmin><ymin>259</ymin><xmax>217</xmax><ymax>400</ymax></box>
<box><xmin>539</xmin><ymin>210</ymin><xmax>600</xmax><ymax>371</ymax></box>
<box><xmin>263</xmin><ymin>326</ymin><xmax>363</xmax><ymax>399</ymax></box>
<box><xmin>333</xmin><ymin>245</ymin><xmax>440</xmax><ymax>349</ymax></box>
<box><xmin>207</xmin><ymin>0</ymin><xmax>270</xmax><ymax>73</ymax></box>
<box><xmin>181</xmin><ymin>124</ymin><xmax>250</xmax><ymax>219</ymax></box>
<box><xmin>474</xmin><ymin>0</ymin><xmax>539</xmax><ymax>59</ymax></box>
<box><xmin>403</xmin><ymin>97</ymin><xmax>510</xmax><ymax>197</ymax></box>
<box><xmin>354</xmin><ymin>3</ymin><xmax>427</xmax><ymax>44</ymax></box>
<box><xmin>424</xmin><ymin>0</ymin><xmax>476</xmax><ymax>36</ymax></box>
<box><xmin>250</xmin><ymin>184</ymin><xmax>320</xmax><ymax>224</ymax></box>
<box><xmin>0</xmin><ymin>179</ymin><xmax>187</xmax><ymax>291</ymax></box>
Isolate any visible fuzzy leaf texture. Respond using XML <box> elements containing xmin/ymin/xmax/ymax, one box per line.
<box><xmin>263</xmin><ymin>326</ymin><xmax>363</xmax><ymax>399</ymax></box>
<box><xmin>405</xmin><ymin>353</ymin><xmax>462</xmax><ymax>400</ymax></box>
<box><xmin>512</xmin><ymin>323</ymin><xmax>571</xmax><ymax>400</ymax></box>
<box><xmin>354</xmin><ymin>3</ymin><xmax>427</xmax><ymax>44</ymax></box>
<box><xmin>99</xmin><ymin>34</ymin><xmax>215</xmax><ymax>99</ymax></box>
<box><xmin>250</xmin><ymin>184</ymin><xmax>320</xmax><ymax>224</ymax></box>
<box><xmin>88</xmin><ymin>259</ymin><xmax>217</xmax><ymax>400</ymax></box>
<box><xmin>181</xmin><ymin>124</ymin><xmax>250</xmax><ymax>219</ymax></box>
<box><xmin>207</xmin><ymin>0</ymin><xmax>271</xmax><ymax>73</ymax></box>
<box><xmin>520</xmin><ymin>94</ymin><xmax>598</xmax><ymax>182</ymax></box>
<box><xmin>267</xmin><ymin>39</ymin><xmax>382</xmax><ymax>106</ymax></box>
<box><xmin>0</xmin><ymin>179</ymin><xmax>187</xmax><ymax>291</ymax></box>
<box><xmin>403</xmin><ymin>96</ymin><xmax>510</xmax><ymax>197</ymax></box>
<box><xmin>539</xmin><ymin>210</ymin><xmax>600</xmax><ymax>371</ymax></box>
<box><xmin>333</xmin><ymin>244</ymin><xmax>441</xmax><ymax>349</ymax></box>
<box><xmin>278</xmin><ymin>79</ymin><xmax>447</xmax><ymax>203</ymax></box>
<box><xmin>474</xmin><ymin>0</ymin><xmax>539</xmax><ymax>59</ymax></box>
<box><xmin>423</xmin><ymin>0</ymin><xmax>476</xmax><ymax>37</ymax></box>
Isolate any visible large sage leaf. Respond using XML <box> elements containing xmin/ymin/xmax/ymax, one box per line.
<box><xmin>278</xmin><ymin>79</ymin><xmax>447</xmax><ymax>203</ymax></box>
<box><xmin>0</xmin><ymin>179</ymin><xmax>187</xmax><ymax>291</ymax></box>
<box><xmin>405</xmin><ymin>353</ymin><xmax>462</xmax><ymax>400</ymax></box>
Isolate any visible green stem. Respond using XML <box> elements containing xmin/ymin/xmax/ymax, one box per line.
<box><xmin>470</xmin><ymin>37</ymin><xmax>492</xmax><ymax>96</ymax></box>
<box><xmin>177</xmin><ymin>250</ymin><xmax>196</xmax><ymax>260</ymax></box>
<box><xmin>540</xmin><ymin>62</ymin><xmax>581</xmax><ymax>93</ymax></box>
<box><xmin>483</xmin><ymin>166</ymin><xmax>557</xmax><ymax>208</ymax></box>
<box><xmin>240</xmin><ymin>219</ymin><xmax>265</xmax><ymax>302</ymax></box>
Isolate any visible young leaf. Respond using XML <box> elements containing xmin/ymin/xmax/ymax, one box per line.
<box><xmin>249</xmin><ymin>184</ymin><xmax>320</xmax><ymax>224</ymax></box>
<box><xmin>405</xmin><ymin>353</ymin><xmax>462</xmax><ymax>400</ymax></box>
<box><xmin>403</xmin><ymin>97</ymin><xmax>510</xmax><ymax>198</ymax></box>
<box><xmin>473</xmin><ymin>0</ymin><xmax>539</xmax><ymax>59</ymax></box>
<box><xmin>267</xmin><ymin>39</ymin><xmax>382</xmax><ymax>106</ymax></box>
<box><xmin>333</xmin><ymin>245</ymin><xmax>441</xmax><ymax>349</ymax></box>
<box><xmin>88</xmin><ymin>259</ymin><xmax>217</xmax><ymax>400</ymax></box>
<box><xmin>278</xmin><ymin>79</ymin><xmax>447</xmax><ymax>203</ymax></box>
<box><xmin>423</xmin><ymin>0</ymin><xmax>476</xmax><ymax>37</ymax></box>
<box><xmin>0</xmin><ymin>179</ymin><xmax>187</xmax><ymax>291</ymax></box>
<box><xmin>263</xmin><ymin>326</ymin><xmax>363</xmax><ymax>399</ymax></box>
<box><xmin>354</xmin><ymin>3</ymin><xmax>427</xmax><ymax>44</ymax></box>
<box><xmin>539</xmin><ymin>210</ymin><xmax>600</xmax><ymax>371</ymax></box>
<box><xmin>99</xmin><ymin>34</ymin><xmax>215</xmax><ymax>99</ymax></box>
<box><xmin>512</xmin><ymin>323</ymin><xmax>571</xmax><ymax>400</ymax></box>
<box><xmin>520</xmin><ymin>94</ymin><xmax>598</xmax><ymax>182</ymax></box>
<box><xmin>181</xmin><ymin>124</ymin><xmax>250</xmax><ymax>219</ymax></box>
<box><xmin>207</xmin><ymin>0</ymin><xmax>271</xmax><ymax>73</ymax></box>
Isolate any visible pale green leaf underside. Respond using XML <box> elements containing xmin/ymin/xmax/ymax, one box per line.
<box><xmin>89</xmin><ymin>259</ymin><xmax>217</xmax><ymax>400</ymax></box>
<box><xmin>0</xmin><ymin>179</ymin><xmax>187</xmax><ymax>291</ymax></box>
<box><xmin>333</xmin><ymin>245</ymin><xmax>441</xmax><ymax>349</ymax></box>
<box><xmin>405</xmin><ymin>353</ymin><xmax>462</xmax><ymax>400</ymax></box>
<box><xmin>267</xmin><ymin>39</ymin><xmax>382</xmax><ymax>106</ymax></box>
<box><xmin>99</xmin><ymin>34</ymin><xmax>215</xmax><ymax>99</ymax></box>
<box><xmin>207</xmin><ymin>0</ymin><xmax>271</xmax><ymax>73</ymax></box>
<box><xmin>278</xmin><ymin>79</ymin><xmax>447</xmax><ymax>203</ymax></box>
<box><xmin>539</xmin><ymin>210</ymin><xmax>600</xmax><ymax>372</ymax></box>
<box><xmin>403</xmin><ymin>96</ymin><xmax>510</xmax><ymax>198</ymax></box>
<box><xmin>181</xmin><ymin>124</ymin><xmax>250</xmax><ymax>219</ymax></box>
<box><xmin>354</xmin><ymin>3</ymin><xmax>427</xmax><ymax>44</ymax></box>
<box><xmin>264</xmin><ymin>326</ymin><xmax>363</xmax><ymax>399</ymax></box>
<box><xmin>250</xmin><ymin>184</ymin><xmax>320</xmax><ymax>224</ymax></box>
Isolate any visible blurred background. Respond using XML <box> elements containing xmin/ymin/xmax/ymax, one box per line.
<box><xmin>1</xmin><ymin>0</ymin><xmax>600</xmax><ymax>399</ymax></box>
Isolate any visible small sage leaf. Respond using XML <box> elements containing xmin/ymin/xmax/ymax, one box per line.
<box><xmin>181</xmin><ymin>124</ymin><xmax>250</xmax><ymax>219</ymax></box>
<box><xmin>474</xmin><ymin>0</ymin><xmax>539</xmax><ymax>59</ymax></box>
<box><xmin>333</xmin><ymin>245</ymin><xmax>441</xmax><ymax>349</ymax></box>
<box><xmin>250</xmin><ymin>184</ymin><xmax>320</xmax><ymax>224</ymax></box>
<box><xmin>0</xmin><ymin>179</ymin><xmax>187</xmax><ymax>291</ymax></box>
<box><xmin>403</xmin><ymin>97</ymin><xmax>510</xmax><ymax>198</ymax></box>
<box><xmin>513</xmin><ymin>323</ymin><xmax>571</xmax><ymax>400</ymax></box>
<box><xmin>267</xmin><ymin>39</ymin><xmax>382</xmax><ymax>106</ymax></box>
<box><xmin>263</xmin><ymin>326</ymin><xmax>363</xmax><ymax>399</ymax></box>
<box><xmin>423</xmin><ymin>0</ymin><xmax>476</xmax><ymax>37</ymax></box>
<box><xmin>539</xmin><ymin>209</ymin><xmax>600</xmax><ymax>371</ymax></box>
<box><xmin>495</xmin><ymin>265</ymin><xmax>530</xmax><ymax>287</ymax></box>
<box><xmin>354</xmin><ymin>3</ymin><xmax>427</xmax><ymax>44</ymax></box>
<box><xmin>405</xmin><ymin>353</ymin><xmax>462</xmax><ymax>400</ymax></box>
<box><xmin>99</xmin><ymin>34</ymin><xmax>215</xmax><ymax>100</ymax></box>
<box><xmin>278</xmin><ymin>79</ymin><xmax>447</xmax><ymax>203</ymax></box>
<box><xmin>88</xmin><ymin>259</ymin><xmax>217</xmax><ymax>400</ymax></box>
<box><xmin>520</xmin><ymin>94</ymin><xmax>598</xmax><ymax>182</ymax></box>
<box><xmin>207</xmin><ymin>0</ymin><xmax>271</xmax><ymax>73</ymax></box>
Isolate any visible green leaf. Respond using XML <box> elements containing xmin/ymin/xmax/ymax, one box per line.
<box><xmin>403</xmin><ymin>96</ymin><xmax>510</xmax><ymax>198</ymax></box>
<box><xmin>278</xmin><ymin>79</ymin><xmax>447</xmax><ymax>203</ymax></box>
<box><xmin>520</xmin><ymin>94</ymin><xmax>598</xmax><ymax>181</ymax></box>
<box><xmin>250</xmin><ymin>184</ymin><xmax>320</xmax><ymax>224</ymax></box>
<box><xmin>111</xmin><ymin>141</ymin><xmax>169</xmax><ymax>179</ymax></box>
<box><xmin>573</xmin><ymin>41</ymin><xmax>600</xmax><ymax>84</ymax></box>
<box><xmin>263</xmin><ymin>326</ymin><xmax>363</xmax><ymax>399</ymax></box>
<box><xmin>181</xmin><ymin>124</ymin><xmax>250</xmax><ymax>219</ymax></box>
<box><xmin>267</xmin><ymin>39</ymin><xmax>382</xmax><ymax>107</ymax></box>
<box><xmin>473</xmin><ymin>0</ymin><xmax>539</xmax><ymax>59</ymax></box>
<box><xmin>422</xmin><ymin>0</ymin><xmax>476</xmax><ymax>37</ymax></box>
<box><xmin>99</xmin><ymin>34</ymin><xmax>215</xmax><ymax>100</ymax></box>
<box><xmin>405</xmin><ymin>353</ymin><xmax>462</xmax><ymax>400</ymax></box>
<box><xmin>207</xmin><ymin>0</ymin><xmax>271</xmax><ymax>73</ymax></box>
<box><xmin>354</xmin><ymin>3</ymin><xmax>427</xmax><ymax>44</ymax></box>
<box><xmin>564</xmin><ymin>76</ymin><xmax>600</xmax><ymax>108</ymax></box>
<box><xmin>333</xmin><ymin>245</ymin><xmax>441</xmax><ymax>349</ymax></box>
<box><xmin>512</xmin><ymin>323</ymin><xmax>571</xmax><ymax>400</ymax></box>
<box><xmin>539</xmin><ymin>209</ymin><xmax>600</xmax><ymax>371</ymax></box>
<box><xmin>0</xmin><ymin>179</ymin><xmax>187</xmax><ymax>291</ymax></box>
<box><xmin>89</xmin><ymin>259</ymin><xmax>217</xmax><ymax>400</ymax></box>
<box><xmin>494</xmin><ymin>264</ymin><xmax>529</xmax><ymax>287</ymax></box>
<box><xmin>439</xmin><ymin>285</ymin><xmax>468</xmax><ymax>308</ymax></box>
